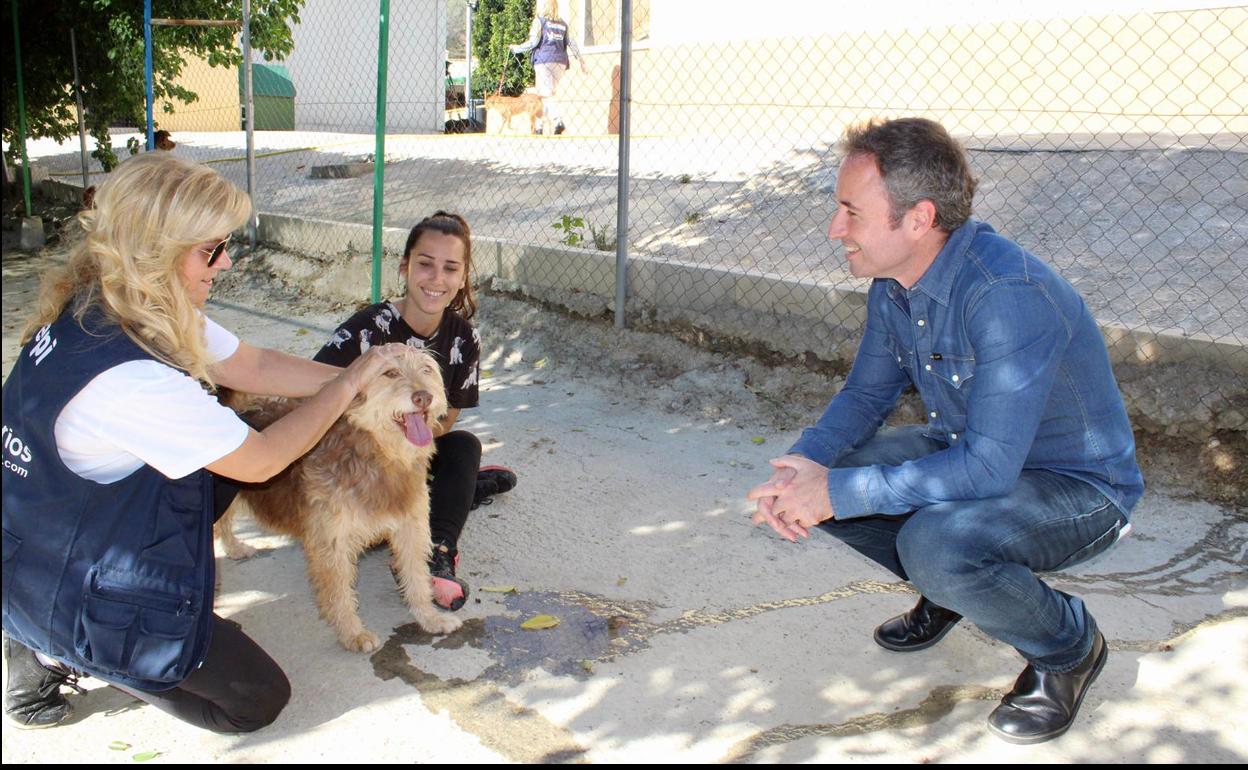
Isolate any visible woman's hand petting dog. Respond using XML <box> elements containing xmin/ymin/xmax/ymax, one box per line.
<box><xmin>337</xmin><ymin>342</ymin><xmax>411</xmax><ymax>395</ymax></box>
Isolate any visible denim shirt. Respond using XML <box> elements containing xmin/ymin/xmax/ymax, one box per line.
<box><xmin>790</xmin><ymin>219</ymin><xmax>1144</xmax><ymax>520</ymax></box>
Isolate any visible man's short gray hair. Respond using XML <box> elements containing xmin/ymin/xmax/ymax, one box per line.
<box><xmin>840</xmin><ymin>118</ymin><xmax>978</xmax><ymax>232</ymax></box>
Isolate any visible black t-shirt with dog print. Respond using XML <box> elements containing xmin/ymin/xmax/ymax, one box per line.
<box><xmin>314</xmin><ymin>302</ymin><xmax>480</xmax><ymax>410</ymax></box>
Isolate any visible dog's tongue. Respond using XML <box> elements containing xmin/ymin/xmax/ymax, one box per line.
<box><xmin>402</xmin><ymin>413</ymin><xmax>433</xmax><ymax>447</ymax></box>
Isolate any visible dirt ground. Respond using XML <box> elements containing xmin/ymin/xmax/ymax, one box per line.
<box><xmin>2</xmin><ymin>222</ymin><xmax>1245</xmax><ymax>762</ymax></box>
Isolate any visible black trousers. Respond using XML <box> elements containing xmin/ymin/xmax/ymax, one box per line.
<box><xmin>428</xmin><ymin>430</ymin><xmax>482</xmax><ymax>548</ymax></box>
<box><xmin>116</xmin><ymin>614</ymin><xmax>290</xmax><ymax>733</ymax></box>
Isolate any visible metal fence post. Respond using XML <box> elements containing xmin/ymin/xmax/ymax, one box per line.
<box><xmin>465</xmin><ymin>2</ymin><xmax>474</xmax><ymax>125</ymax></box>
<box><xmin>71</xmin><ymin>29</ymin><xmax>90</xmax><ymax>192</ymax></box>
<box><xmin>371</xmin><ymin>0</ymin><xmax>391</xmax><ymax>304</ymax></box>
<box><xmin>242</xmin><ymin>0</ymin><xmax>257</xmax><ymax>250</ymax></box>
<box><xmin>144</xmin><ymin>0</ymin><xmax>154</xmax><ymax>150</ymax></box>
<box><xmin>613</xmin><ymin>0</ymin><xmax>633</xmax><ymax>330</ymax></box>
<box><xmin>9</xmin><ymin>0</ymin><xmax>32</xmax><ymax>217</ymax></box>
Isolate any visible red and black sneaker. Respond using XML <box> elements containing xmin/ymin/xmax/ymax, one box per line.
<box><xmin>472</xmin><ymin>465</ymin><xmax>518</xmax><ymax>510</ymax></box>
<box><xmin>429</xmin><ymin>541</ymin><xmax>469</xmax><ymax>612</ymax></box>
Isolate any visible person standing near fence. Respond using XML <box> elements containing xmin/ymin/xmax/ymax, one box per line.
<box><xmin>508</xmin><ymin>0</ymin><xmax>586</xmax><ymax>135</ymax></box>
<box><xmin>746</xmin><ymin>117</ymin><xmax>1144</xmax><ymax>745</ymax></box>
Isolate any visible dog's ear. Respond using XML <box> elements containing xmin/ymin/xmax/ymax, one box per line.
<box><xmin>350</xmin><ymin>390</ymin><xmax>367</xmax><ymax>409</ymax></box>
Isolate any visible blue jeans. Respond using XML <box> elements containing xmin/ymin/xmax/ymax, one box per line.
<box><xmin>818</xmin><ymin>426</ymin><xmax>1127</xmax><ymax>672</ymax></box>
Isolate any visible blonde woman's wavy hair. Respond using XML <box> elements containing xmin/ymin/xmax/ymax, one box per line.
<box><xmin>22</xmin><ymin>152</ymin><xmax>251</xmax><ymax>386</ymax></box>
<box><xmin>539</xmin><ymin>0</ymin><xmax>562</xmax><ymax>22</ymax></box>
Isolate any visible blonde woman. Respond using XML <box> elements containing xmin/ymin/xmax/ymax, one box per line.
<box><xmin>1</xmin><ymin>153</ymin><xmax>405</xmax><ymax>732</ymax></box>
<box><xmin>509</xmin><ymin>0</ymin><xmax>586</xmax><ymax>135</ymax></box>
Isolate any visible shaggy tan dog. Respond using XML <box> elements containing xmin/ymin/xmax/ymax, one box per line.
<box><xmin>216</xmin><ymin>348</ymin><xmax>461</xmax><ymax>652</ymax></box>
<box><xmin>486</xmin><ymin>92</ymin><xmax>545</xmax><ymax>134</ymax></box>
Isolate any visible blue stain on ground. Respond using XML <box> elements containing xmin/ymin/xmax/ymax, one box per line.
<box><xmin>373</xmin><ymin>590</ymin><xmax>655</xmax><ymax>686</ymax></box>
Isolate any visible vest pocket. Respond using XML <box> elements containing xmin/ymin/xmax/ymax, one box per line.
<box><xmin>76</xmin><ymin>595</ymin><xmax>138</xmax><ymax>673</ymax></box>
<box><xmin>132</xmin><ymin>608</ymin><xmax>196</xmax><ymax>683</ymax></box>
<box><xmin>75</xmin><ymin>566</ymin><xmax>197</xmax><ymax>684</ymax></box>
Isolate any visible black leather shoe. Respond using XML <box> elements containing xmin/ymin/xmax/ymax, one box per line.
<box><xmin>873</xmin><ymin>596</ymin><xmax>963</xmax><ymax>652</ymax></box>
<box><xmin>987</xmin><ymin>631</ymin><xmax>1107</xmax><ymax>744</ymax></box>
<box><xmin>3</xmin><ymin>636</ymin><xmax>79</xmax><ymax>729</ymax></box>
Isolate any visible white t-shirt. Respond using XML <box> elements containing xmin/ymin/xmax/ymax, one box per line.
<box><xmin>54</xmin><ymin>315</ymin><xmax>251</xmax><ymax>483</ymax></box>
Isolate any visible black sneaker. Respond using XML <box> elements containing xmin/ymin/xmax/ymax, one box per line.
<box><xmin>429</xmin><ymin>541</ymin><xmax>469</xmax><ymax>612</ymax></box>
<box><xmin>553</xmin><ymin>121</ymin><xmax>566</xmax><ymax>135</ymax></box>
<box><xmin>472</xmin><ymin>465</ymin><xmax>518</xmax><ymax>510</ymax></box>
<box><xmin>3</xmin><ymin>637</ymin><xmax>84</xmax><ymax>729</ymax></box>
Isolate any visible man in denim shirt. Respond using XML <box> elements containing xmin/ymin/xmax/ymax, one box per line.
<box><xmin>747</xmin><ymin>118</ymin><xmax>1143</xmax><ymax>744</ymax></box>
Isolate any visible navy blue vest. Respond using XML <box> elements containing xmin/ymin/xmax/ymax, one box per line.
<box><xmin>533</xmin><ymin>17</ymin><xmax>570</xmax><ymax>66</ymax></box>
<box><xmin>2</xmin><ymin>307</ymin><xmax>215</xmax><ymax>691</ymax></box>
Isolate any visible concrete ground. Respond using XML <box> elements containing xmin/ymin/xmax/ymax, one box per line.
<box><xmin>2</xmin><ymin>239</ymin><xmax>1246</xmax><ymax>763</ymax></box>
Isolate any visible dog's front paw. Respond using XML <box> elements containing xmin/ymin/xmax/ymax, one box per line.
<box><xmin>340</xmin><ymin>629</ymin><xmax>382</xmax><ymax>653</ymax></box>
<box><xmin>417</xmin><ymin>610</ymin><xmax>463</xmax><ymax>636</ymax></box>
<box><xmin>222</xmin><ymin>540</ymin><xmax>258</xmax><ymax>560</ymax></box>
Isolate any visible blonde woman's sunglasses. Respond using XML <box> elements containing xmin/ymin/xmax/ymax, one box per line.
<box><xmin>202</xmin><ymin>237</ymin><xmax>230</xmax><ymax>267</ymax></box>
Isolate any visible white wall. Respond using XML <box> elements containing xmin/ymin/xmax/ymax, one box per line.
<box><xmin>283</xmin><ymin>0</ymin><xmax>447</xmax><ymax>133</ymax></box>
<box><xmin>649</xmin><ymin>0</ymin><xmax>1233</xmax><ymax>45</ymax></box>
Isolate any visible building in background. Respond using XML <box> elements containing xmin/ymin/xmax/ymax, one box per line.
<box><xmin>245</xmin><ymin>63</ymin><xmax>297</xmax><ymax>130</ymax></box>
<box><xmin>554</xmin><ymin>0</ymin><xmax>1245</xmax><ymax>139</ymax></box>
<box><xmin>155</xmin><ymin>52</ymin><xmax>241</xmax><ymax>132</ymax></box>
<box><xmin>283</xmin><ymin>0</ymin><xmax>447</xmax><ymax>133</ymax></box>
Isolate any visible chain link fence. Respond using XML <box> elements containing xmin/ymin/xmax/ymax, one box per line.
<box><xmin>24</xmin><ymin>1</ymin><xmax>1247</xmax><ymax>437</ymax></box>
<box><xmin>596</xmin><ymin>2</ymin><xmax>1247</xmax><ymax>439</ymax></box>
<box><xmin>33</xmin><ymin>17</ymin><xmax>252</xmax><ymax>194</ymax></box>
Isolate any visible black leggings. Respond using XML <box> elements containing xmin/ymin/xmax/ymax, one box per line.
<box><xmin>429</xmin><ymin>430</ymin><xmax>482</xmax><ymax>547</ymax></box>
<box><xmin>116</xmin><ymin>614</ymin><xmax>290</xmax><ymax>733</ymax></box>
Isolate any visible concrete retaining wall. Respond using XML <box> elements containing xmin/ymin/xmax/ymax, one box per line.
<box><xmin>257</xmin><ymin>211</ymin><xmax>1248</xmax><ymax>380</ymax></box>
<box><xmin>27</xmin><ymin>191</ymin><xmax>1241</xmax><ymax>436</ymax></box>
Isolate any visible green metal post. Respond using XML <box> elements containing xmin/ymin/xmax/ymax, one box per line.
<box><xmin>371</xmin><ymin>0</ymin><xmax>391</xmax><ymax>303</ymax></box>
<box><xmin>10</xmin><ymin>0</ymin><xmax>32</xmax><ymax>217</ymax></box>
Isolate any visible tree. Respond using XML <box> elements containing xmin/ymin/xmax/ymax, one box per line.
<box><xmin>470</xmin><ymin>0</ymin><xmax>532</xmax><ymax>98</ymax></box>
<box><xmin>1</xmin><ymin>0</ymin><xmax>303</xmax><ymax>171</ymax></box>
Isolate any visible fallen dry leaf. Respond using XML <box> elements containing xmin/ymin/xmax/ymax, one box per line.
<box><xmin>520</xmin><ymin>614</ymin><xmax>560</xmax><ymax>630</ymax></box>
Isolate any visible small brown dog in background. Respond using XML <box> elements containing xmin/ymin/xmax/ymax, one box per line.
<box><xmin>216</xmin><ymin>347</ymin><xmax>460</xmax><ymax>652</ymax></box>
<box><xmin>485</xmin><ymin>92</ymin><xmax>545</xmax><ymax>134</ymax></box>
<box><xmin>153</xmin><ymin>130</ymin><xmax>176</xmax><ymax>151</ymax></box>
